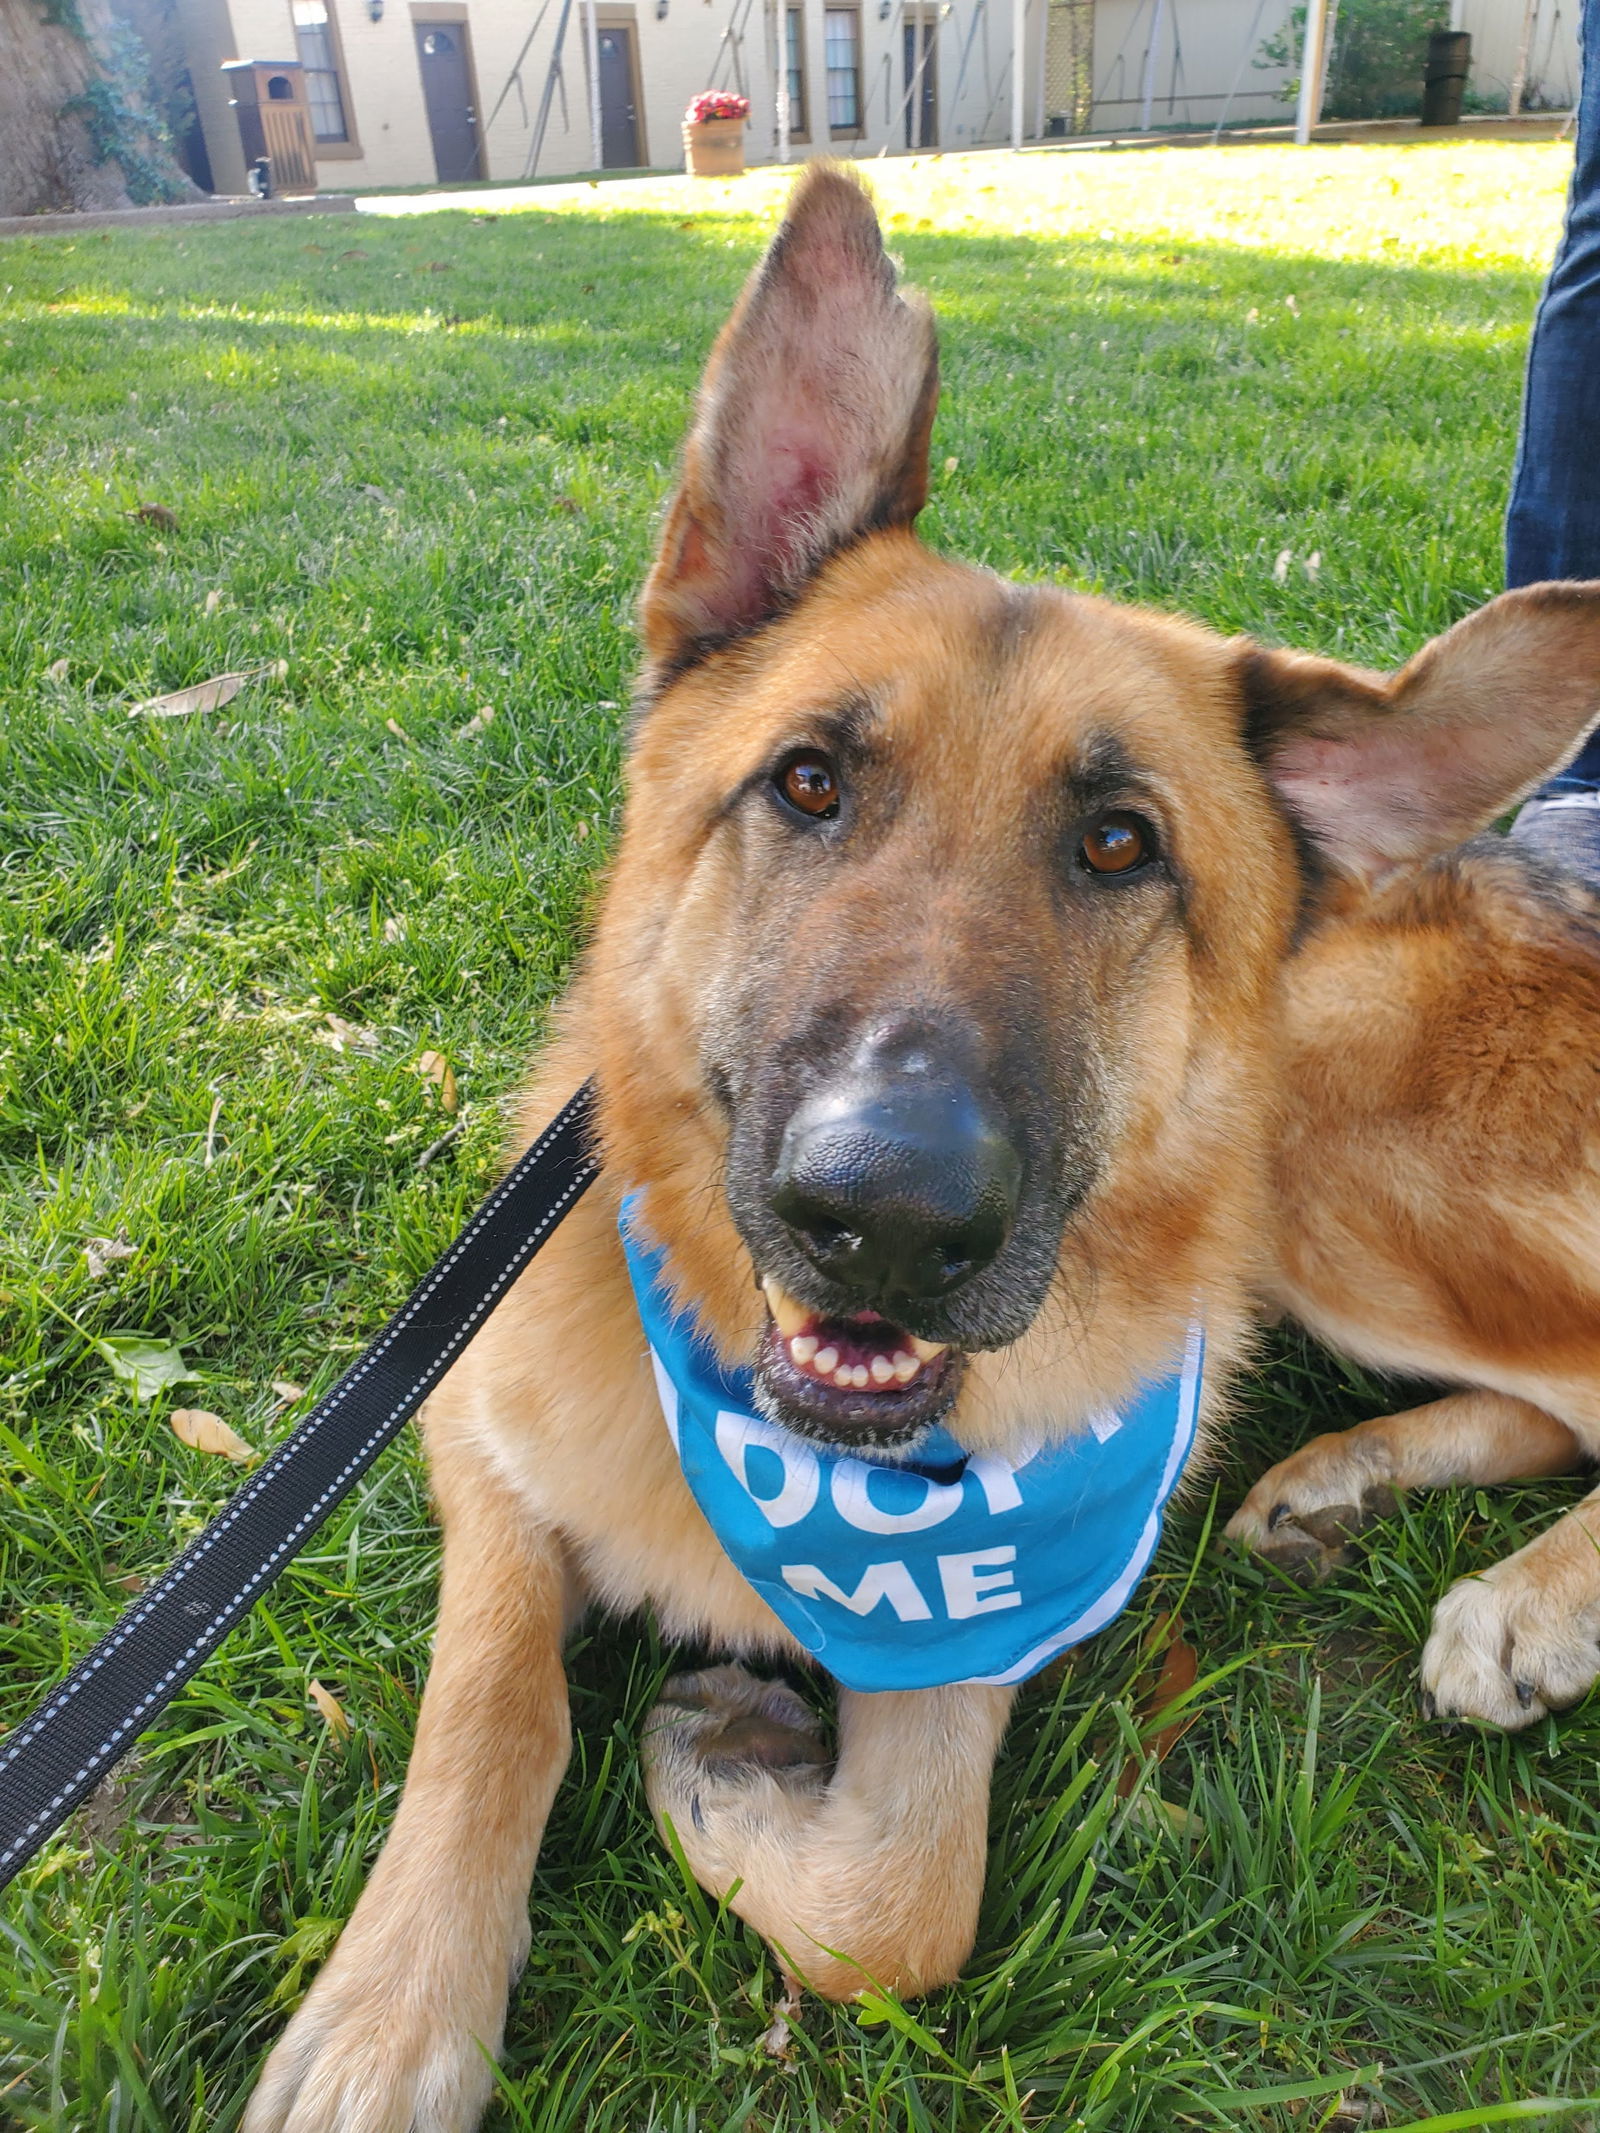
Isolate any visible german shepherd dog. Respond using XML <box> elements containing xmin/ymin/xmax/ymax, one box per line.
<box><xmin>245</xmin><ymin>166</ymin><xmax>1600</xmax><ymax>2131</ymax></box>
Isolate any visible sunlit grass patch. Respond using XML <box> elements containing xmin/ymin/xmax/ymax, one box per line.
<box><xmin>0</xmin><ymin>143</ymin><xmax>1596</xmax><ymax>2131</ymax></box>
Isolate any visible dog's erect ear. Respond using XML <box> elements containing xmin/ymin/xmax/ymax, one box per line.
<box><xmin>637</xmin><ymin>163</ymin><xmax>939</xmax><ymax>676</ymax></box>
<box><xmin>1241</xmin><ymin>583</ymin><xmax>1600</xmax><ymax>884</ymax></box>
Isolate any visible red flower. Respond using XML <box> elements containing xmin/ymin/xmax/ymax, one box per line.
<box><xmin>686</xmin><ymin>91</ymin><xmax>751</xmax><ymax>123</ymax></box>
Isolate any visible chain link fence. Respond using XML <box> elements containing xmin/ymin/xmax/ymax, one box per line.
<box><xmin>1044</xmin><ymin>0</ymin><xmax>1096</xmax><ymax>133</ymax></box>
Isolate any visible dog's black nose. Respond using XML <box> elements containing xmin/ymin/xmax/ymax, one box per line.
<box><xmin>770</xmin><ymin>1030</ymin><xmax>1022</xmax><ymax>1302</ymax></box>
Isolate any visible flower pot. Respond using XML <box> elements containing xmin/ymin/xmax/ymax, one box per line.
<box><xmin>684</xmin><ymin>116</ymin><xmax>746</xmax><ymax>177</ymax></box>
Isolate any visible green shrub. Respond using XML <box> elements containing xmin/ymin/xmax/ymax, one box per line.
<box><xmin>1260</xmin><ymin>0</ymin><xmax>1449</xmax><ymax>121</ymax></box>
<box><xmin>60</xmin><ymin>21</ymin><xmax>188</xmax><ymax>205</ymax></box>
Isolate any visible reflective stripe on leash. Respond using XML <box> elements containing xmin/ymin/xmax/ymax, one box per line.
<box><xmin>0</xmin><ymin>1081</ymin><xmax>600</xmax><ymax>1893</ymax></box>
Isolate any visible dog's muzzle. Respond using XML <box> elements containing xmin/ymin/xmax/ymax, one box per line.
<box><xmin>768</xmin><ymin>1026</ymin><xmax>1023</xmax><ymax>1307</ymax></box>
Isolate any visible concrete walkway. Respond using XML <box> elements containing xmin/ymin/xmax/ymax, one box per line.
<box><xmin>351</xmin><ymin>113</ymin><xmax>1575</xmax><ymax>218</ymax></box>
<box><xmin>354</xmin><ymin>171</ymin><xmax>689</xmax><ymax>217</ymax></box>
<box><xmin>0</xmin><ymin>194</ymin><xmax>356</xmax><ymax>240</ymax></box>
<box><xmin>4</xmin><ymin>116</ymin><xmax>1571</xmax><ymax>241</ymax></box>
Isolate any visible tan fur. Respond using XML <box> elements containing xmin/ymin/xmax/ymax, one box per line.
<box><xmin>244</xmin><ymin>169</ymin><xmax>1600</xmax><ymax>2133</ymax></box>
<box><xmin>1227</xmin><ymin>842</ymin><xmax>1600</xmax><ymax>1727</ymax></box>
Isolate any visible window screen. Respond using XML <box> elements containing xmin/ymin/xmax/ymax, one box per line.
<box><xmin>825</xmin><ymin>8</ymin><xmax>860</xmax><ymax>131</ymax></box>
<box><xmin>290</xmin><ymin>0</ymin><xmax>350</xmax><ymax>142</ymax></box>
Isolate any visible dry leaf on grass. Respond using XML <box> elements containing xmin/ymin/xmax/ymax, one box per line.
<box><xmin>171</xmin><ymin>1408</ymin><xmax>256</xmax><ymax>1464</ymax></box>
<box><xmin>314</xmin><ymin>1012</ymin><xmax>376</xmax><ymax>1053</ymax></box>
<box><xmin>1115</xmin><ymin>1612</ymin><xmax>1200</xmax><ymax>1799</ymax></box>
<box><xmin>129</xmin><ymin>660</ymin><xmax>287</xmax><ymax>719</ymax></box>
<box><xmin>416</xmin><ymin>1049</ymin><xmax>459</xmax><ymax>1112</ymax></box>
<box><xmin>83</xmin><ymin>1235</ymin><xmax>137</xmax><ymax>1280</ymax></box>
<box><xmin>202</xmin><ymin>588</ymin><xmax>223</xmax><ymax>616</ymax></box>
<box><xmin>308</xmin><ymin>1679</ymin><xmax>351</xmax><ymax>1740</ymax></box>
<box><xmin>271</xmin><ymin>1378</ymin><xmax>307</xmax><ymax>1404</ymax></box>
<box><xmin>45</xmin><ymin>655</ymin><xmax>71</xmax><ymax>682</ymax></box>
<box><xmin>759</xmin><ymin>1990</ymin><xmax>802</xmax><ymax>2060</ymax></box>
<box><xmin>382</xmin><ymin>915</ymin><xmax>406</xmax><ymax>944</ymax></box>
<box><xmin>126</xmin><ymin>501</ymin><xmax>180</xmax><ymax>530</ymax></box>
<box><xmin>456</xmin><ymin>705</ymin><xmax>495</xmax><ymax>738</ymax></box>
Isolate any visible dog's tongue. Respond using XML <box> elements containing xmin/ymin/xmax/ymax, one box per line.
<box><xmin>761</xmin><ymin>1279</ymin><xmax>947</xmax><ymax>1393</ymax></box>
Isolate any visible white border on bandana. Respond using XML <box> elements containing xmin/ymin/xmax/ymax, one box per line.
<box><xmin>959</xmin><ymin>1318</ymin><xmax>1206</xmax><ymax>1687</ymax></box>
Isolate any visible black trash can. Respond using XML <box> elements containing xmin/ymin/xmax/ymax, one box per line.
<box><xmin>1422</xmin><ymin>30</ymin><xmax>1472</xmax><ymax>126</ymax></box>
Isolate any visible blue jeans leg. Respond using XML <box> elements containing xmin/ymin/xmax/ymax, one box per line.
<box><xmin>1507</xmin><ymin>0</ymin><xmax>1600</xmax><ymax>785</ymax></box>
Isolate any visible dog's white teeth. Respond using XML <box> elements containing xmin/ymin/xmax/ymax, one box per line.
<box><xmin>779</xmin><ymin>1327</ymin><xmax>943</xmax><ymax>1394</ymax></box>
<box><xmin>762</xmin><ymin>1279</ymin><xmax>810</xmax><ymax>1339</ymax></box>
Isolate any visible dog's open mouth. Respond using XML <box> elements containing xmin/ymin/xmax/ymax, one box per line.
<box><xmin>755</xmin><ymin>1278</ymin><xmax>965</xmax><ymax>1447</ymax></box>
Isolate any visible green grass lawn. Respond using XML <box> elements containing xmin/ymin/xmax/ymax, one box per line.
<box><xmin>1</xmin><ymin>142</ymin><xmax>1597</xmax><ymax>2132</ymax></box>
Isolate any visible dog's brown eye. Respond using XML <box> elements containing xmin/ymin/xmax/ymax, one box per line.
<box><xmin>778</xmin><ymin>752</ymin><xmax>840</xmax><ymax>820</ymax></box>
<box><xmin>1080</xmin><ymin>811</ymin><xmax>1153</xmax><ymax>875</ymax></box>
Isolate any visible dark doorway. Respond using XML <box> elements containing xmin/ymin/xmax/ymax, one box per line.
<box><xmin>415</xmin><ymin>22</ymin><xmax>483</xmax><ymax>182</ymax></box>
<box><xmin>903</xmin><ymin>15</ymin><xmax>937</xmax><ymax>147</ymax></box>
<box><xmin>172</xmin><ymin>68</ymin><xmax>215</xmax><ymax>192</ymax></box>
<box><xmin>597</xmin><ymin>24</ymin><xmax>642</xmax><ymax>167</ymax></box>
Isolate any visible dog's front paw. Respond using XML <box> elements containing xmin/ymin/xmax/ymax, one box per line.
<box><xmin>1421</xmin><ymin>1557</ymin><xmax>1600</xmax><ymax>1730</ymax></box>
<box><xmin>640</xmin><ymin>1664</ymin><xmax>829</xmax><ymax>1889</ymax></box>
<box><xmin>1226</xmin><ymin>1434</ymin><xmax>1402</xmax><ymax>1583</ymax></box>
<box><xmin>242</xmin><ymin>1922</ymin><xmax>518</xmax><ymax>2133</ymax></box>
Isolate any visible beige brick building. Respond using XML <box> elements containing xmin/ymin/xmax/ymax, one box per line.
<box><xmin>168</xmin><ymin>0</ymin><xmax>1572</xmax><ymax>201</ymax></box>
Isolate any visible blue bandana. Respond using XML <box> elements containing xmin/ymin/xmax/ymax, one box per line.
<box><xmin>621</xmin><ymin>1201</ymin><xmax>1204</xmax><ymax>1695</ymax></box>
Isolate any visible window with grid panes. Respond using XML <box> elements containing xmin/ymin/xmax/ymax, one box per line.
<box><xmin>825</xmin><ymin>7</ymin><xmax>861</xmax><ymax>132</ymax></box>
<box><xmin>290</xmin><ymin>0</ymin><xmax>350</xmax><ymax>141</ymax></box>
<box><xmin>785</xmin><ymin>6</ymin><xmax>809</xmax><ymax>137</ymax></box>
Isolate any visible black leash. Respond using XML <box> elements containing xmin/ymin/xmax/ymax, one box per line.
<box><xmin>0</xmin><ymin>1080</ymin><xmax>600</xmax><ymax>1895</ymax></box>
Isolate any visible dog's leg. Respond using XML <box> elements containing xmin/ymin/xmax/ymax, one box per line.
<box><xmin>243</xmin><ymin>1449</ymin><xmax>574</xmax><ymax>2133</ymax></box>
<box><xmin>1421</xmin><ymin>1486</ymin><xmax>1600</xmax><ymax>1728</ymax></box>
<box><xmin>641</xmin><ymin>1664</ymin><xmax>1011</xmax><ymax>2001</ymax></box>
<box><xmin>1225</xmin><ymin>1389</ymin><xmax>1585</xmax><ymax>1581</ymax></box>
<box><xmin>1227</xmin><ymin>1389</ymin><xmax>1600</xmax><ymax>1727</ymax></box>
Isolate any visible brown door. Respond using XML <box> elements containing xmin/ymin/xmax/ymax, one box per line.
<box><xmin>597</xmin><ymin>24</ymin><xmax>641</xmax><ymax>167</ymax></box>
<box><xmin>415</xmin><ymin>22</ymin><xmax>482</xmax><ymax>182</ymax></box>
<box><xmin>903</xmin><ymin>16</ymin><xmax>937</xmax><ymax>147</ymax></box>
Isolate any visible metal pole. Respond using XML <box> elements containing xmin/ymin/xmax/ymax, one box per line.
<box><xmin>1509</xmin><ymin>0</ymin><xmax>1538</xmax><ymax>117</ymax></box>
<box><xmin>526</xmin><ymin>0</ymin><xmax>576</xmax><ymax>175</ymax></box>
<box><xmin>584</xmin><ymin>0</ymin><xmax>602</xmax><ymax>166</ymax></box>
<box><xmin>1211</xmin><ymin>0</ymin><xmax>1269</xmax><ymax>140</ymax></box>
<box><xmin>1011</xmin><ymin>0</ymin><xmax>1025</xmax><ymax>144</ymax></box>
<box><xmin>948</xmin><ymin>0</ymin><xmax>987</xmax><ymax>115</ymax></box>
<box><xmin>774</xmin><ymin>0</ymin><xmax>791</xmax><ymax>159</ymax></box>
<box><xmin>1033</xmin><ymin>0</ymin><xmax>1047</xmax><ymax>137</ymax></box>
<box><xmin>478</xmin><ymin>0</ymin><xmax>555</xmax><ymax>148</ymax></box>
<box><xmin>1294</xmin><ymin>0</ymin><xmax>1328</xmax><ymax>142</ymax></box>
<box><xmin>1139</xmin><ymin>0</ymin><xmax>1166</xmax><ymax>128</ymax></box>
